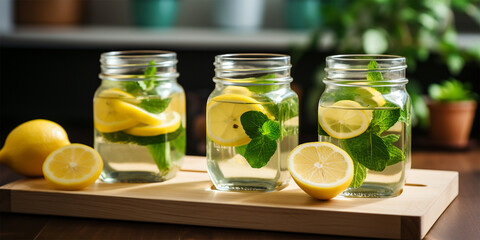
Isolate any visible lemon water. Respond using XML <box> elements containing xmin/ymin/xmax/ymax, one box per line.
<box><xmin>207</xmin><ymin>101</ymin><xmax>299</xmax><ymax>191</ymax></box>
<box><xmin>318</xmin><ymin>106</ymin><xmax>410</xmax><ymax>197</ymax></box>
<box><xmin>96</xmin><ymin>134</ymin><xmax>184</xmax><ymax>183</ymax></box>
<box><xmin>94</xmin><ymin>94</ymin><xmax>186</xmax><ymax>183</ymax></box>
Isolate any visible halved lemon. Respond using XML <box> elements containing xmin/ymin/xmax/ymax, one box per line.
<box><xmin>206</xmin><ymin>94</ymin><xmax>268</xmax><ymax>147</ymax></box>
<box><xmin>94</xmin><ymin>98</ymin><xmax>138</xmax><ymax>133</ymax></box>
<box><xmin>288</xmin><ymin>142</ymin><xmax>354</xmax><ymax>200</ymax></box>
<box><xmin>318</xmin><ymin>100</ymin><xmax>370</xmax><ymax>139</ymax></box>
<box><xmin>124</xmin><ymin>111</ymin><xmax>181</xmax><ymax>136</ymax></box>
<box><xmin>111</xmin><ymin>100</ymin><xmax>163</xmax><ymax>126</ymax></box>
<box><xmin>43</xmin><ymin>144</ymin><xmax>103</xmax><ymax>190</ymax></box>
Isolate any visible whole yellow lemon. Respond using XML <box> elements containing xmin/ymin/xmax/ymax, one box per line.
<box><xmin>0</xmin><ymin>119</ymin><xmax>71</xmax><ymax>176</ymax></box>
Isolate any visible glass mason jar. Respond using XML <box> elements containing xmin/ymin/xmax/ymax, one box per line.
<box><xmin>206</xmin><ymin>53</ymin><xmax>299</xmax><ymax>191</ymax></box>
<box><xmin>94</xmin><ymin>50</ymin><xmax>186</xmax><ymax>183</ymax></box>
<box><xmin>318</xmin><ymin>55</ymin><xmax>411</xmax><ymax>197</ymax></box>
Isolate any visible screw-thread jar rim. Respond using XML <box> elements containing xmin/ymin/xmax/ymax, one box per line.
<box><xmin>324</xmin><ymin>54</ymin><xmax>407</xmax><ymax>87</ymax></box>
<box><xmin>99</xmin><ymin>50</ymin><xmax>179</xmax><ymax>81</ymax></box>
<box><xmin>214</xmin><ymin>53</ymin><xmax>292</xmax><ymax>85</ymax></box>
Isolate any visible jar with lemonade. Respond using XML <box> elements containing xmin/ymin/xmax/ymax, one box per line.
<box><xmin>206</xmin><ymin>53</ymin><xmax>299</xmax><ymax>191</ymax></box>
<box><xmin>318</xmin><ymin>55</ymin><xmax>411</xmax><ymax>197</ymax></box>
<box><xmin>94</xmin><ymin>50</ymin><xmax>186</xmax><ymax>183</ymax></box>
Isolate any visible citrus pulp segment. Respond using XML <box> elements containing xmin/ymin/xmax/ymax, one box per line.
<box><xmin>206</xmin><ymin>94</ymin><xmax>268</xmax><ymax>147</ymax></box>
<box><xmin>318</xmin><ymin>100</ymin><xmax>370</xmax><ymax>139</ymax></box>
<box><xmin>94</xmin><ymin>98</ymin><xmax>139</xmax><ymax>133</ymax></box>
<box><xmin>124</xmin><ymin>111</ymin><xmax>182</xmax><ymax>136</ymax></box>
<box><xmin>43</xmin><ymin>144</ymin><xmax>103</xmax><ymax>190</ymax></box>
<box><xmin>288</xmin><ymin>142</ymin><xmax>354</xmax><ymax>200</ymax></box>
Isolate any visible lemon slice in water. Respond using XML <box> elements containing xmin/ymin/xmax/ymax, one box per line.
<box><xmin>94</xmin><ymin>98</ymin><xmax>138</xmax><ymax>133</ymax></box>
<box><xmin>124</xmin><ymin>111</ymin><xmax>181</xmax><ymax>136</ymax></box>
<box><xmin>206</xmin><ymin>94</ymin><xmax>268</xmax><ymax>147</ymax></box>
<box><xmin>318</xmin><ymin>100</ymin><xmax>370</xmax><ymax>139</ymax></box>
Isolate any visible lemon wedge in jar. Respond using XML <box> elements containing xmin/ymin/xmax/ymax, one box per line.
<box><xmin>206</xmin><ymin>94</ymin><xmax>269</xmax><ymax>147</ymax></box>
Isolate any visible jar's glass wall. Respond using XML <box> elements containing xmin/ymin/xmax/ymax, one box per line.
<box><xmin>93</xmin><ymin>50</ymin><xmax>186</xmax><ymax>183</ymax></box>
<box><xmin>206</xmin><ymin>54</ymin><xmax>299</xmax><ymax>192</ymax></box>
<box><xmin>318</xmin><ymin>54</ymin><xmax>411</xmax><ymax>197</ymax></box>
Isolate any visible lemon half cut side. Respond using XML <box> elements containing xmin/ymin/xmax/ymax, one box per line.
<box><xmin>288</xmin><ymin>142</ymin><xmax>354</xmax><ymax>200</ymax></box>
<box><xmin>43</xmin><ymin>144</ymin><xmax>103</xmax><ymax>190</ymax></box>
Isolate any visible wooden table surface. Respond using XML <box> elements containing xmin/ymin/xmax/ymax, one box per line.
<box><xmin>1</xmin><ymin>147</ymin><xmax>479</xmax><ymax>240</ymax></box>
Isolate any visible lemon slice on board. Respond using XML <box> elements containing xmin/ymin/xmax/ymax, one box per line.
<box><xmin>43</xmin><ymin>144</ymin><xmax>103</xmax><ymax>190</ymax></box>
<box><xmin>206</xmin><ymin>94</ymin><xmax>268</xmax><ymax>147</ymax></box>
<box><xmin>94</xmin><ymin>98</ymin><xmax>139</xmax><ymax>133</ymax></box>
<box><xmin>124</xmin><ymin>111</ymin><xmax>182</xmax><ymax>136</ymax></box>
<box><xmin>318</xmin><ymin>100</ymin><xmax>370</xmax><ymax>139</ymax></box>
<box><xmin>288</xmin><ymin>142</ymin><xmax>354</xmax><ymax>200</ymax></box>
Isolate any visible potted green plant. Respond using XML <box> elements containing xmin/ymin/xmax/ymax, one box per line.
<box><xmin>427</xmin><ymin>79</ymin><xmax>478</xmax><ymax>148</ymax></box>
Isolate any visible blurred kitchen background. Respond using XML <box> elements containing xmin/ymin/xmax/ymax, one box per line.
<box><xmin>1</xmin><ymin>0</ymin><xmax>479</xmax><ymax>155</ymax></box>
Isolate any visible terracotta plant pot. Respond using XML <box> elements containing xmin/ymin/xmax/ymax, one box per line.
<box><xmin>15</xmin><ymin>0</ymin><xmax>84</xmax><ymax>26</ymax></box>
<box><xmin>427</xmin><ymin>100</ymin><xmax>477</xmax><ymax>148</ymax></box>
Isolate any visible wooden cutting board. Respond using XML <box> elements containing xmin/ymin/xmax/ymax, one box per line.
<box><xmin>0</xmin><ymin>156</ymin><xmax>458</xmax><ymax>239</ymax></box>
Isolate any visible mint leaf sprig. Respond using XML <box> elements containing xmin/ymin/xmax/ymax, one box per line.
<box><xmin>367</xmin><ymin>60</ymin><xmax>384</xmax><ymax>82</ymax></box>
<box><xmin>235</xmin><ymin>111</ymin><xmax>280</xmax><ymax>168</ymax></box>
<box><xmin>341</xmin><ymin>108</ymin><xmax>404</xmax><ymax>188</ymax></box>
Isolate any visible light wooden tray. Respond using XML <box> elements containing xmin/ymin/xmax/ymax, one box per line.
<box><xmin>0</xmin><ymin>156</ymin><xmax>458</xmax><ymax>239</ymax></box>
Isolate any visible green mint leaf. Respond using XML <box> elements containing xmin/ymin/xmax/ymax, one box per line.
<box><xmin>263</xmin><ymin>97</ymin><xmax>299</xmax><ymax>121</ymax></box>
<box><xmin>170</xmin><ymin>130</ymin><xmax>186</xmax><ymax>160</ymax></box>
<box><xmin>386</xmin><ymin>144</ymin><xmax>405</xmax><ymax>166</ymax></box>
<box><xmin>100</xmin><ymin>125</ymin><xmax>185</xmax><ymax>146</ymax></box>
<box><xmin>246</xmin><ymin>74</ymin><xmax>281</xmax><ymax>93</ymax></box>
<box><xmin>341</xmin><ymin>131</ymin><xmax>390</xmax><ymax>172</ymax></box>
<box><xmin>123</xmin><ymin>81</ymin><xmax>143</xmax><ymax>94</ymax></box>
<box><xmin>138</xmin><ymin>98</ymin><xmax>172</xmax><ymax>114</ymax></box>
<box><xmin>239</xmin><ymin>110</ymin><xmax>281</xmax><ymax>168</ymax></box>
<box><xmin>382</xmin><ymin>135</ymin><xmax>405</xmax><ymax>166</ymax></box>
<box><xmin>145</xmin><ymin>60</ymin><xmax>157</xmax><ymax>76</ymax></box>
<box><xmin>382</xmin><ymin>134</ymin><xmax>400</xmax><ymax>144</ymax></box>
<box><xmin>399</xmin><ymin>110</ymin><xmax>407</xmax><ymax>123</ymax></box>
<box><xmin>235</xmin><ymin>144</ymin><xmax>248</xmax><ymax>157</ymax></box>
<box><xmin>138</xmin><ymin>60</ymin><xmax>157</xmax><ymax>91</ymax></box>
<box><xmin>367</xmin><ymin>60</ymin><xmax>384</xmax><ymax>82</ymax></box>
<box><xmin>244</xmin><ymin>136</ymin><xmax>277</xmax><ymax>168</ymax></box>
<box><xmin>138</xmin><ymin>80</ymin><xmax>155</xmax><ymax>91</ymax></box>
<box><xmin>369</xmin><ymin>108</ymin><xmax>400</xmax><ymax>134</ymax></box>
<box><xmin>258</xmin><ymin>73</ymin><xmax>276</xmax><ymax>80</ymax></box>
<box><xmin>241</xmin><ymin>111</ymin><xmax>269</xmax><ymax>139</ymax></box>
<box><xmin>349</xmin><ymin>159</ymin><xmax>367</xmax><ymax>188</ymax></box>
<box><xmin>262</xmin><ymin>121</ymin><xmax>280</xmax><ymax>140</ymax></box>
<box><xmin>147</xmin><ymin>142</ymin><xmax>171</xmax><ymax>173</ymax></box>
<box><xmin>170</xmin><ymin>130</ymin><xmax>186</xmax><ymax>153</ymax></box>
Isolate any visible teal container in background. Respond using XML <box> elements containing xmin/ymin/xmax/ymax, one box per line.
<box><xmin>285</xmin><ymin>0</ymin><xmax>322</xmax><ymax>30</ymax></box>
<box><xmin>130</xmin><ymin>0</ymin><xmax>177</xmax><ymax>28</ymax></box>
